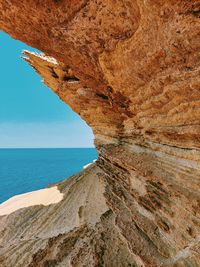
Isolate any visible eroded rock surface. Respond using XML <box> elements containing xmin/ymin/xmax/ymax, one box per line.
<box><xmin>0</xmin><ymin>0</ymin><xmax>200</xmax><ymax>266</ymax></box>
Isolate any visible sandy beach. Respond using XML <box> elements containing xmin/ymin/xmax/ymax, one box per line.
<box><xmin>0</xmin><ymin>186</ymin><xmax>63</xmax><ymax>216</ymax></box>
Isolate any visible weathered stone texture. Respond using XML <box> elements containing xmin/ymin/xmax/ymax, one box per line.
<box><xmin>0</xmin><ymin>0</ymin><xmax>200</xmax><ymax>266</ymax></box>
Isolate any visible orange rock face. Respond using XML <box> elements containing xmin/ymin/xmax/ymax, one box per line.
<box><xmin>0</xmin><ymin>1</ymin><xmax>200</xmax><ymax>266</ymax></box>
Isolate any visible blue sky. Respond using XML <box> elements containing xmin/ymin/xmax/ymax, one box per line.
<box><xmin>0</xmin><ymin>32</ymin><xmax>94</xmax><ymax>148</ymax></box>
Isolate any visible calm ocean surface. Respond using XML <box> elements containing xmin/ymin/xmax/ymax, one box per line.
<box><xmin>0</xmin><ymin>148</ymin><xmax>97</xmax><ymax>204</ymax></box>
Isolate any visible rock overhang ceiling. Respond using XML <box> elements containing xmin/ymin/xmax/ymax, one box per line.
<box><xmin>0</xmin><ymin>1</ymin><xmax>200</xmax><ymax>266</ymax></box>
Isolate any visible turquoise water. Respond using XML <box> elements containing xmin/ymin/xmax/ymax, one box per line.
<box><xmin>0</xmin><ymin>148</ymin><xmax>97</xmax><ymax>204</ymax></box>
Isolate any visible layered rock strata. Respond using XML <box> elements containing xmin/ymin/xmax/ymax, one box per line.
<box><xmin>0</xmin><ymin>0</ymin><xmax>200</xmax><ymax>266</ymax></box>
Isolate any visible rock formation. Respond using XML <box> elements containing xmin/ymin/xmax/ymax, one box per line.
<box><xmin>0</xmin><ymin>0</ymin><xmax>200</xmax><ymax>266</ymax></box>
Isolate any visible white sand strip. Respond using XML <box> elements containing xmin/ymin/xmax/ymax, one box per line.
<box><xmin>83</xmin><ymin>163</ymin><xmax>92</xmax><ymax>169</ymax></box>
<box><xmin>0</xmin><ymin>186</ymin><xmax>63</xmax><ymax>216</ymax></box>
<box><xmin>83</xmin><ymin>159</ymin><xmax>97</xmax><ymax>169</ymax></box>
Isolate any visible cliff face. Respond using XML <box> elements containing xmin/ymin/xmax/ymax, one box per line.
<box><xmin>0</xmin><ymin>1</ymin><xmax>200</xmax><ymax>266</ymax></box>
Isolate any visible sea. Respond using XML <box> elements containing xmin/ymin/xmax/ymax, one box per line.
<box><xmin>0</xmin><ymin>148</ymin><xmax>97</xmax><ymax>204</ymax></box>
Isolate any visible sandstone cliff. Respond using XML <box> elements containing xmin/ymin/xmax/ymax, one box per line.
<box><xmin>0</xmin><ymin>1</ymin><xmax>200</xmax><ymax>266</ymax></box>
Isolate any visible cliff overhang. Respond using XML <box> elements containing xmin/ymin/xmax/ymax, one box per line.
<box><xmin>0</xmin><ymin>1</ymin><xmax>200</xmax><ymax>266</ymax></box>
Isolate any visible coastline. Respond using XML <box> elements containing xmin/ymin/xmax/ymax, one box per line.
<box><xmin>0</xmin><ymin>159</ymin><xmax>97</xmax><ymax>216</ymax></box>
<box><xmin>0</xmin><ymin>186</ymin><xmax>63</xmax><ymax>216</ymax></box>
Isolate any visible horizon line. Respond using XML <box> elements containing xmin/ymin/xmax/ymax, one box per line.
<box><xmin>0</xmin><ymin>147</ymin><xmax>95</xmax><ymax>149</ymax></box>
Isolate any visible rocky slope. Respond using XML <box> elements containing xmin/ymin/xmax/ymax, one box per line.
<box><xmin>0</xmin><ymin>0</ymin><xmax>200</xmax><ymax>266</ymax></box>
